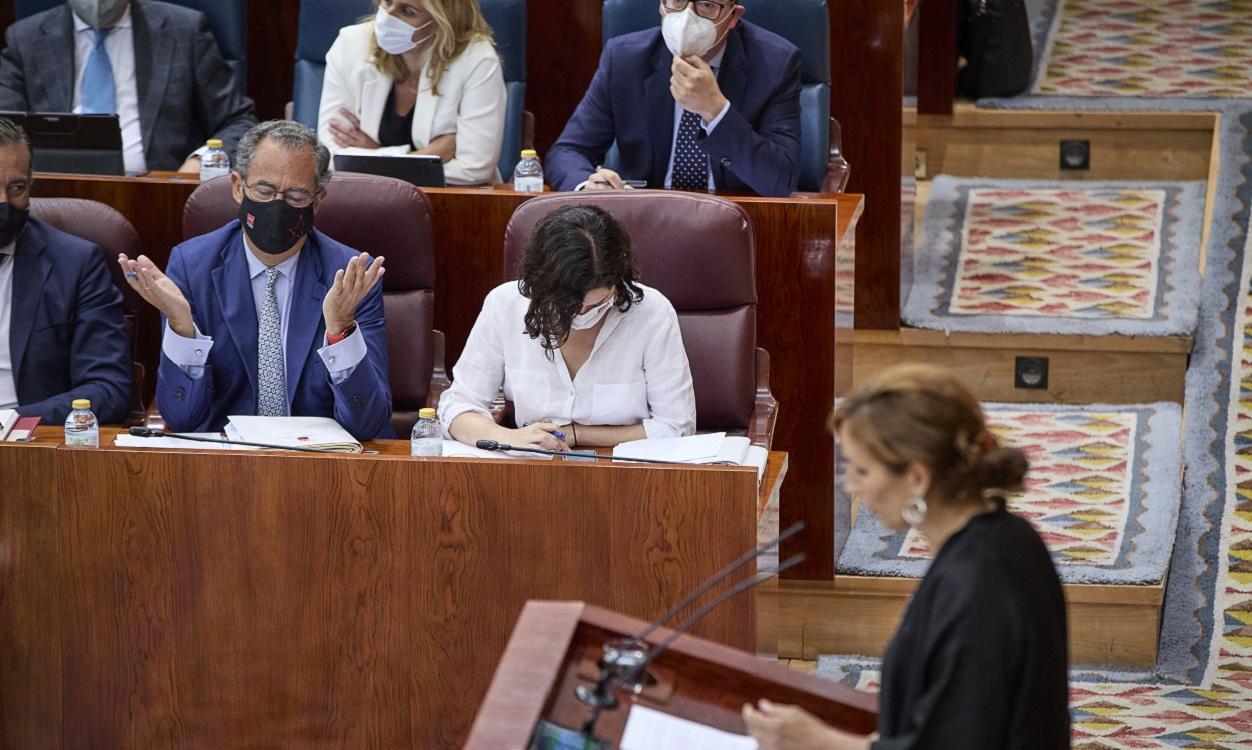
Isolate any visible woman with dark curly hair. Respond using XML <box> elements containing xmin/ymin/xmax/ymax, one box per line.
<box><xmin>438</xmin><ymin>204</ymin><xmax>696</xmax><ymax>450</ymax></box>
<box><xmin>744</xmin><ymin>364</ymin><xmax>1070</xmax><ymax>750</ymax></box>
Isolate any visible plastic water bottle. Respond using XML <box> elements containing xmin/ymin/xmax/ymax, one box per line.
<box><xmin>64</xmin><ymin>399</ymin><xmax>99</xmax><ymax>447</ymax></box>
<box><xmin>411</xmin><ymin>408</ymin><xmax>442</xmax><ymax>456</ymax></box>
<box><xmin>513</xmin><ymin>149</ymin><xmax>544</xmax><ymax>193</ymax></box>
<box><xmin>199</xmin><ymin>139</ymin><xmax>230</xmax><ymax>182</ymax></box>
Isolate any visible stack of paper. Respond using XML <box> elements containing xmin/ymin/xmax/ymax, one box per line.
<box><xmin>613</xmin><ymin>432</ymin><xmax>768</xmax><ymax>482</ymax></box>
<box><xmin>0</xmin><ymin>409</ymin><xmax>39</xmax><ymax>441</ymax></box>
<box><xmin>225</xmin><ymin>416</ymin><xmax>363</xmax><ymax>453</ymax></box>
<box><xmin>114</xmin><ymin>433</ymin><xmax>260</xmax><ymax>451</ymax></box>
<box><xmin>621</xmin><ymin>705</ymin><xmax>757</xmax><ymax>750</ymax></box>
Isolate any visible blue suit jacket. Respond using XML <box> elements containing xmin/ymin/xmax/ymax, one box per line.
<box><xmin>546</xmin><ymin>21</ymin><xmax>802</xmax><ymax>197</ymax></box>
<box><xmin>156</xmin><ymin>222</ymin><xmax>393</xmax><ymax>440</ymax></box>
<box><xmin>11</xmin><ymin>218</ymin><xmax>131</xmax><ymax>425</ymax></box>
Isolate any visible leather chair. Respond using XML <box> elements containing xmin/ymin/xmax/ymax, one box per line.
<box><xmin>28</xmin><ymin>198</ymin><xmax>147</xmax><ymax>425</ymax></box>
<box><xmin>502</xmin><ymin>191</ymin><xmax>778</xmax><ymax>447</ymax></box>
<box><xmin>180</xmin><ymin>173</ymin><xmax>448</xmax><ymax>437</ymax></box>
<box><xmin>601</xmin><ymin>0</ymin><xmax>832</xmax><ymax>192</ymax></box>
<box><xmin>15</xmin><ymin>0</ymin><xmax>249</xmax><ymax>95</ymax></box>
<box><xmin>291</xmin><ymin>0</ymin><xmax>528</xmax><ymax>180</ymax></box>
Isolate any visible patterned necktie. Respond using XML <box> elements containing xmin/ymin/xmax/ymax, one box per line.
<box><xmin>256</xmin><ymin>267</ymin><xmax>288</xmax><ymax>417</ymax></box>
<box><xmin>81</xmin><ymin>28</ymin><xmax>117</xmax><ymax>115</ymax></box>
<box><xmin>671</xmin><ymin>109</ymin><xmax>709</xmax><ymax>191</ymax></box>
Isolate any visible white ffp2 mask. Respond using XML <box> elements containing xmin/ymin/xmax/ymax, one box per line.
<box><xmin>570</xmin><ymin>295</ymin><xmax>615</xmax><ymax>330</ymax></box>
<box><xmin>374</xmin><ymin>7</ymin><xmax>434</xmax><ymax>55</ymax></box>
<box><xmin>661</xmin><ymin>7</ymin><xmax>719</xmax><ymax>58</ymax></box>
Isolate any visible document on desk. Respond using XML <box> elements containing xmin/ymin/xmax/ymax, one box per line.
<box><xmin>225</xmin><ymin>416</ymin><xmax>363</xmax><ymax>453</ymax></box>
<box><xmin>439</xmin><ymin>440</ymin><xmax>553</xmax><ymax>460</ymax></box>
<box><xmin>620</xmin><ymin>705</ymin><xmax>757</xmax><ymax>750</ymax></box>
<box><xmin>613</xmin><ymin>433</ymin><xmax>768</xmax><ymax>482</ymax></box>
<box><xmin>114</xmin><ymin>433</ymin><xmax>260</xmax><ymax>451</ymax></box>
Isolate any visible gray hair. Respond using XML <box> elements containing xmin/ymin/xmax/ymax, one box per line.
<box><xmin>233</xmin><ymin>119</ymin><xmax>332</xmax><ymax>191</ymax></box>
<box><xmin>0</xmin><ymin>118</ymin><xmax>32</xmax><ymax>175</ymax></box>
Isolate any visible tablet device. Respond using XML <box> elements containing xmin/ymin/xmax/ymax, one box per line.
<box><xmin>333</xmin><ymin>152</ymin><xmax>447</xmax><ymax>188</ymax></box>
<box><xmin>0</xmin><ymin>111</ymin><xmax>124</xmax><ymax>176</ymax></box>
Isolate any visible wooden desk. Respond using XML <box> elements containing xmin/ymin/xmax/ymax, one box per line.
<box><xmin>0</xmin><ymin>432</ymin><xmax>786</xmax><ymax>748</ymax></box>
<box><xmin>32</xmin><ymin>173</ymin><xmax>858</xmax><ymax>580</ymax></box>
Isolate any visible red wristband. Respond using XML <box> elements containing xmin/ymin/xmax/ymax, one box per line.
<box><xmin>326</xmin><ymin>322</ymin><xmax>357</xmax><ymax>346</ymax></box>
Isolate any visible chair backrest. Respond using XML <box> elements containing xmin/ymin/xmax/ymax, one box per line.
<box><xmin>291</xmin><ymin>0</ymin><xmax>528</xmax><ymax>179</ymax></box>
<box><xmin>601</xmin><ymin>0</ymin><xmax>831</xmax><ymax>192</ymax></box>
<box><xmin>182</xmin><ymin>173</ymin><xmax>438</xmax><ymax>437</ymax></box>
<box><xmin>502</xmin><ymin>191</ymin><xmax>758</xmax><ymax>431</ymax></box>
<box><xmin>15</xmin><ymin>0</ymin><xmax>249</xmax><ymax>95</ymax></box>
<box><xmin>28</xmin><ymin>197</ymin><xmax>145</xmax><ymax>415</ymax></box>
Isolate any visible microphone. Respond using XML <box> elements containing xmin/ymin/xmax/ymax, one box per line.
<box><xmin>474</xmin><ymin>438</ymin><xmax>684</xmax><ymax>465</ymax></box>
<box><xmin>577</xmin><ymin>552</ymin><xmax>806</xmax><ymax>736</ymax></box>
<box><xmin>126</xmin><ymin>426</ymin><xmax>340</xmax><ymax>454</ymax></box>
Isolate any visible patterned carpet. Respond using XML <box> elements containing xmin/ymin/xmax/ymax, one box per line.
<box><xmin>903</xmin><ymin>177</ymin><xmax>1205</xmax><ymax>335</ymax></box>
<box><xmin>1035</xmin><ymin>0</ymin><xmax>1252</xmax><ymax>98</ymax></box>
<box><xmin>836</xmin><ymin>403</ymin><xmax>1182</xmax><ymax>585</ymax></box>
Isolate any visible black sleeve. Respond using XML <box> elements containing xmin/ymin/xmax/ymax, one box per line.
<box><xmin>0</xmin><ymin>27</ymin><xmax>32</xmax><ymax>111</ymax></box>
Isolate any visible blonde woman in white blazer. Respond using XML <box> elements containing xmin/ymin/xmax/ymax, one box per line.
<box><xmin>319</xmin><ymin>0</ymin><xmax>507</xmax><ymax>185</ymax></box>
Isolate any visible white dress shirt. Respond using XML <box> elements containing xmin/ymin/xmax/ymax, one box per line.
<box><xmin>72</xmin><ymin>7</ymin><xmax>146</xmax><ymax>174</ymax></box>
<box><xmin>0</xmin><ymin>238</ymin><xmax>17</xmax><ymax>410</ymax></box>
<box><xmin>162</xmin><ymin>247</ymin><xmax>367</xmax><ymax>389</ymax></box>
<box><xmin>439</xmin><ymin>281</ymin><xmax>697</xmax><ymax>439</ymax></box>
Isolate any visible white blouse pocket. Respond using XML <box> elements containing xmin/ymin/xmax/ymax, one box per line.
<box><xmin>591</xmin><ymin>381</ymin><xmax>648</xmax><ymax>425</ymax></box>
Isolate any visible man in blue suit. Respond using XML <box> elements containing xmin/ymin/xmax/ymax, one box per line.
<box><xmin>546</xmin><ymin>0</ymin><xmax>802</xmax><ymax>198</ymax></box>
<box><xmin>0</xmin><ymin>118</ymin><xmax>131</xmax><ymax>425</ymax></box>
<box><xmin>120</xmin><ymin>120</ymin><xmax>393</xmax><ymax>440</ymax></box>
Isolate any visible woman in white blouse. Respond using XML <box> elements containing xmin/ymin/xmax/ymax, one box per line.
<box><xmin>439</xmin><ymin>205</ymin><xmax>697</xmax><ymax>450</ymax></box>
<box><xmin>318</xmin><ymin>0</ymin><xmax>507</xmax><ymax>185</ymax></box>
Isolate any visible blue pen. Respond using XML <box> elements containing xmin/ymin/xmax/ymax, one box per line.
<box><xmin>523</xmin><ymin>422</ymin><xmax>566</xmax><ymax>441</ymax></box>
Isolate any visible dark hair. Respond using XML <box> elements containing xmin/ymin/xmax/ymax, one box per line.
<box><xmin>0</xmin><ymin>118</ymin><xmax>32</xmax><ymax>175</ymax></box>
<box><xmin>830</xmin><ymin>364</ymin><xmax>1028</xmax><ymax>505</ymax></box>
<box><xmin>518</xmin><ymin>205</ymin><xmax>644</xmax><ymax>353</ymax></box>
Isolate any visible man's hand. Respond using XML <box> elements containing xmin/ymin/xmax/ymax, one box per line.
<box><xmin>419</xmin><ymin>133</ymin><xmax>457</xmax><ymax>163</ymax></box>
<box><xmin>178</xmin><ymin>156</ymin><xmax>201</xmax><ymax>174</ymax></box>
<box><xmin>328</xmin><ymin>108</ymin><xmax>382</xmax><ymax>150</ymax></box>
<box><xmin>671</xmin><ymin>55</ymin><xmax>728</xmax><ymax>123</ymax></box>
<box><xmin>585</xmin><ymin>167</ymin><xmax>626</xmax><ymax>190</ymax></box>
<box><xmin>323</xmin><ymin>252</ymin><xmax>385</xmax><ymax>336</ymax></box>
<box><xmin>118</xmin><ymin>253</ymin><xmax>195</xmax><ymax>338</ymax></box>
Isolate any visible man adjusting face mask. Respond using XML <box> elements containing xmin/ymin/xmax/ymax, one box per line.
<box><xmin>68</xmin><ymin>0</ymin><xmax>128</xmax><ymax>29</ymax></box>
<box><xmin>662</xmin><ymin>6</ymin><xmax>723</xmax><ymax>58</ymax></box>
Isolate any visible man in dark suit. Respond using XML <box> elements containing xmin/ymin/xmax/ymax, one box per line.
<box><xmin>0</xmin><ymin>118</ymin><xmax>131</xmax><ymax>424</ymax></box>
<box><xmin>120</xmin><ymin>120</ymin><xmax>393</xmax><ymax>440</ymax></box>
<box><xmin>0</xmin><ymin>0</ymin><xmax>256</xmax><ymax>173</ymax></box>
<box><xmin>546</xmin><ymin>0</ymin><xmax>802</xmax><ymax>198</ymax></box>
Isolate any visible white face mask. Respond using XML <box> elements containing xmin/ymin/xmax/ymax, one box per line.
<box><xmin>69</xmin><ymin>0</ymin><xmax>127</xmax><ymax>29</ymax></box>
<box><xmin>570</xmin><ymin>294</ymin><xmax>615</xmax><ymax>330</ymax></box>
<box><xmin>661</xmin><ymin>7</ymin><xmax>719</xmax><ymax>58</ymax></box>
<box><xmin>374</xmin><ymin>7</ymin><xmax>434</xmax><ymax>56</ymax></box>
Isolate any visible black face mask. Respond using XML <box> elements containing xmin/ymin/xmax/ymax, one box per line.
<box><xmin>0</xmin><ymin>202</ymin><xmax>29</xmax><ymax>247</ymax></box>
<box><xmin>238</xmin><ymin>195</ymin><xmax>314</xmax><ymax>255</ymax></box>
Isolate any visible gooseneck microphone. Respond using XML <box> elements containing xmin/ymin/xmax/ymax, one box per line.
<box><xmin>126</xmin><ymin>426</ymin><xmax>339</xmax><ymax>454</ymax></box>
<box><xmin>474</xmin><ymin>439</ymin><xmax>684</xmax><ymax>465</ymax></box>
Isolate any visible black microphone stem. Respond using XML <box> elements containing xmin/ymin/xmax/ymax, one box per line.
<box><xmin>127</xmin><ymin>427</ymin><xmax>337</xmax><ymax>454</ymax></box>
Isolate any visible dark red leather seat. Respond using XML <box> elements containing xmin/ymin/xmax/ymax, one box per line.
<box><xmin>181</xmin><ymin>173</ymin><xmax>447</xmax><ymax>437</ymax></box>
<box><xmin>29</xmin><ymin>198</ymin><xmax>147</xmax><ymax>425</ymax></box>
<box><xmin>502</xmin><ymin>191</ymin><xmax>778</xmax><ymax>447</ymax></box>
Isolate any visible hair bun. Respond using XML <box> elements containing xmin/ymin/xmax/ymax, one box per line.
<box><xmin>976</xmin><ymin>446</ymin><xmax>1028</xmax><ymax>493</ymax></box>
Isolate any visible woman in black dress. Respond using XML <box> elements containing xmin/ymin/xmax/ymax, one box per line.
<box><xmin>744</xmin><ymin>364</ymin><xmax>1071</xmax><ymax>749</ymax></box>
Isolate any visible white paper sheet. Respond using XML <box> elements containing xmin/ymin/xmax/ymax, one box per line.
<box><xmin>114</xmin><ymin>433</ymin><xmax>259</xmax><ymax>451</ymax></box>
<box><xmin>620</xmin><ymin>705</ymin><xmax>757</xmax><ymax>750</ymax></box>
<box><xmin>439</xmin><ymin>440</ymin><xmax>553</xmax><ymax>460</ymax></box>
<box><xmin>613</xmin><ymin>432</ymin><xmax>727</xmax><ymax>463</ymax></box>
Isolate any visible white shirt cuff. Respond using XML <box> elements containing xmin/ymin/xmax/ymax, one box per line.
<box><xmin>702</xmin><ymin>101</ymin><xmax>731</xmax><ymax>133</ymax></box>
<box><xmin>318</xmin><ymin>326</ymin><xmax>368</xmax><ymax>384</ymax></box>
<box><xmin>162</xmin><ymin>322</ymin><xmax>213</xmax><ymax>379</ymax></box>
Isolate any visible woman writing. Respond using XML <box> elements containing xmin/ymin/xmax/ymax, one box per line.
<box><xmin>745</xmin><ymin>364</ymin><xmax>1070</xmax><ymax>749</ymax></box>
<box><xmin>439</xmin><ymin>204</ymin><xmax>697</xmax><ymax>450</ymax></box>
<box><xmin>318</xmin><ymin>0</ymin><xmax>507</xmax><ymax>185</ymax></box>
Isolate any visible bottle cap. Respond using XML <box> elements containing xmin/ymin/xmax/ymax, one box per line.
<box><xmin>72</xmin><ymin>399</ymin><xmax>91</xmax><ymax>410</ymax></box>
<box><xmin>520</xmin><ymin>149</ymin><xmax>538</xmax><ymax>159</ymax></box>
<box><xmin>419</xmin><ymin>408</ymin><xmax>437</xmax><ymax>419</ymax></box>
<box><xmin>206</xmin><ymin>139</ymin><xmax>224</xmax><ymax>149</ymax></box>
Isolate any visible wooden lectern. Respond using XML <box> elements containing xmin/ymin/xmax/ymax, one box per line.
<box><xmin>467</xmin><ymin>601</ymin><xmax>877</xmax><ymax>748</ymax></box>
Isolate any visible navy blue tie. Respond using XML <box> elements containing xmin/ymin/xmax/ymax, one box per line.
<box><xmin>81</xmin><ymin>28</ymin><xmax>117</xmax><ymax>115</ymax></box>
<box><xmin>671</xmin><ymin>110</ymin><xmax>709</xmax><ymax>191</ymax></box>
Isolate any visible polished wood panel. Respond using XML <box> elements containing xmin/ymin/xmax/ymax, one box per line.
<box><xmin>29</xmin><ymin>173</ymin><xmax>857</xmax><ymax>580</ymax></box>
<box><xmin>0</xmin><ymin>439</ymin><xmax>769</xmax><ymax>747</ymax></box>
<box><xmin>245</xmin><ymin>0</ymin><xmax>302</xmax><ymax>120</ymax></box>
<box><xmin>467</xmin><ymin>602</ymin><xmax>877</xmax><ymax>748</ymax></box>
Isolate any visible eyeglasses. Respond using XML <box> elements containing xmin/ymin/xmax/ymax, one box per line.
<box><xmin>662</xmin><ymin>0</ymin><xmax>731</xmax><ymax>22</ymax></box>
<box><xmin>242</xmin><ymin>180</ymin><xmax>317</xmax><ymax>208</ymax></box>
<box><xmin>3</xmin><ymin>180</ymin><xmax>30</xmax><ymax>199</ymax></box>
